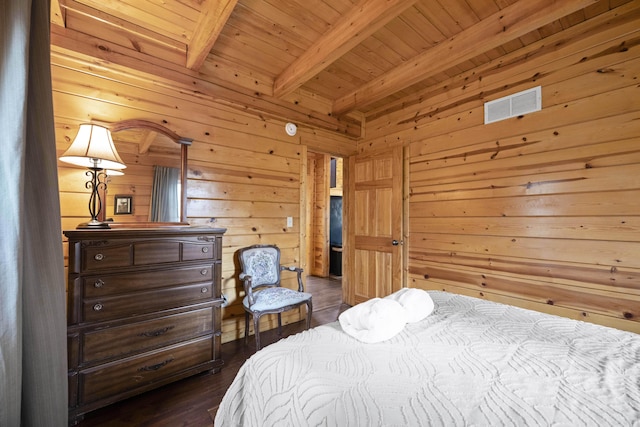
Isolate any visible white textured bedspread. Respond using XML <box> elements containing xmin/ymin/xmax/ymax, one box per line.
<box><xmin>215</xmin><ymin>291</ymin><xmax>640</xmax><ymax>426</ymax></box>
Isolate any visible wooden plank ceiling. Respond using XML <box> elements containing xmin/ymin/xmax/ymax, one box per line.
<box><xmin>50</xmin><ymin>0</ymin><xmax>630</xmax><ymax>138</ymax></box>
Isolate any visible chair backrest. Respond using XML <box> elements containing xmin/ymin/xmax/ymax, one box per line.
<box><xmin>238</xmin><ymin>245</ymin><xmax>281</xmax><ymax>289</ymax></box>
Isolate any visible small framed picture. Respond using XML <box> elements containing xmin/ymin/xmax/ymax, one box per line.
<box><xmin>114</xmin><ymin>195</ymin><xmax>133</xmax><ymax>215</ymax></box>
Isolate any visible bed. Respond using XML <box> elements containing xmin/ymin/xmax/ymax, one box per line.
<box><xmin>214</xmin><ymin>291</ymin><xmax>640</xmax><ymax>426</ymax></box>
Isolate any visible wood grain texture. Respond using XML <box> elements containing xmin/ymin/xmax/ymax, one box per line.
<box><xmin>73</xmin><ymin>276</ymin><xmax>345</xmax><ymax>427</ymax></box>
<box><xmin>52</xmin><ymin>56</ymin><xmax>350</xmax><ymax>342</ymax></box>
<box><xmin>186</xmin><ymin>0</ymin><xmax>238</xmax><ymax>70</ymax></box>
<box><xmin>352</xmin><ymin>147</ymin><xmax>403</xmax><ymax>303</ymax></box>
<box><xmin>360</xmin><ymin>6</ymin><xmax>640</xmax><ymax>333</ymax></box>
<box><xmin>273</xmin><ymin>0</ymin><xmax>419</xmax><ymax>98</ymax></box>
<box><xmin>333</xmin><ymin>0</ymin><xmax>600</xmax><ymax>113</ymax></box>
<box><xmin>52</xmin><ymin>0</ymin><xmax>630</xmax><ymax>120</ymax></box>
<box><xmin>51</xmin><ymin>0</ymin><xmax>640</xmax><ymax>341</ymax></box>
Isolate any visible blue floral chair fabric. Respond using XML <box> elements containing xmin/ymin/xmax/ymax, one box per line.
<box><xmin>238</xmin><ymin>244</ymin><xmax>313</xmax><ymax>350</ymax></box>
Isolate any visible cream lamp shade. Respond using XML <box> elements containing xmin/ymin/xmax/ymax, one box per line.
<box><xmin>59</xmin><ymin>124</ymin><xmax>126</xmax><ymax>170</ymax></box>
<box><xmin>59</xmin><ymin>123</ymin><xmax>126</xmax><ymax>229</ymax></box>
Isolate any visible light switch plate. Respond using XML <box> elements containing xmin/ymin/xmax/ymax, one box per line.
<box><xmin>286</xmin><ymin>217</ymin><xmax>293</xmax><ymax>228</ymax></box>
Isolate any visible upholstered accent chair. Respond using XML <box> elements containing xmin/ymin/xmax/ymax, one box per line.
<box><xmin>238</xmin><ymin>244</ymin><xmax>313</xmax><ymax>350</ymax></box>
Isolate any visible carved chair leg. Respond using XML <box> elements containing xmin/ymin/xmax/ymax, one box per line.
<box><xmin>254</xmin><ymin>314</ymin><xmax>261</xmax><ymax>350</ymax></box>
<box><xmin>306</xmin><ymin>300</ymin><xmax>313</xmax><ymax>330</ymax></box>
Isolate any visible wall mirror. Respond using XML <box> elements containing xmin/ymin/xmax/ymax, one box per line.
<box><xmin>99</xmin><ymin>119</ymin><xmax>192</xmax><ymax>225</ymax></box>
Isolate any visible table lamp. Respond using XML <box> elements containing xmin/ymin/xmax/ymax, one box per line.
<box><xmin>59</xmin><ymin>123</ymin><xmax>126</xmax><ymax>229</ymax></box>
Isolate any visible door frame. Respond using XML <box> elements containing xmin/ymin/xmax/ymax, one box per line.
<box><xmin>303</xmin><ymin>150</ymin><xmax>345</xmax><ymax>279</ymax></box>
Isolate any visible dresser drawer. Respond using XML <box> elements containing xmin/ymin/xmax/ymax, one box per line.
<box><xmin>82</xmin><ymin>240</ymin><xmax>182</xmax><ymax>272</ymax></box>
<box><xmin>80</xmin><ymin>237</ymin><xmax>219</xmax><ymax>272</ymax></box>
<box><xmin>83</xmin><ymin>283</ymin><xmax>214</xmax><ymax>322</ymax></box>
<box><xmin>134</xmin><ymin>241</ymin><xmax>181</xmax><ymax>265</ymax></box>
<box><xmin>83</xmin><ymin>264</ymin><xmax>214</xmax><ymax>298</ymax></box>
<box><xmin>182</xmin><ymin>240</ymin><xmax>215</xmax><ymax>261</ymax></box>
<box><xmin>64</xmin><ymin>228</ymin><xmax>226</xmax><ymax>423</ymax></box>
<box><xmin>79</xmin><ymin>336</ymin><xmax>213</xmax><ymax>405</ymax></box>
<box><xmin>82</xmin><ymin>308</ymin><xmax>214</xmax><ymax>365</ymax></box>
<box><xmin>82</xmin><ymin>241</ymin><xmax>132</xmax><ymax>271</ymax></box>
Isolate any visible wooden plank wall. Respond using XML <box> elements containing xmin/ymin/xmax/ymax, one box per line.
<box><xmin>52</xmin><ymin>53</ymin><xmax>356</xmax><ymax>343</ymax></box>
<box><xmin>360</xmin><ymin>5</ymin><xmax>640</xmax><ymax>333</ymax></box>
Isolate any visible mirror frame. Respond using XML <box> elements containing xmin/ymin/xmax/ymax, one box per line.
<box><xmin>100</xmin><ymin>119</ymin><xmax>192</xmax><ymax>225</ymax></box>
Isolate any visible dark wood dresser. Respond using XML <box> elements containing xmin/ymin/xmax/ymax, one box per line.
<box><xmin>63</xmin><ymin>228</ymin><xmax>226</xmax><ymax>424</ymax></box>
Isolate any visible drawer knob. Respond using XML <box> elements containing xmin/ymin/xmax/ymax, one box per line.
<box><xmin>200</xmin><ymin>269</ymin><xmax>208</xmax><ymax>275</ymax></box>
<box><xmin>202</xmin><ymin>247</ymin><xmax>209</xmax><ymax>253</ymax></box>
<box><xmin>201</xmin><ymin>287</ymin><xmax>208</xmax><ymax>293</ymax></box>
<box><xmin>94</xmin><ymin>279</ymin><xmax>105</xmax><ymax>288</ymax></box>
<box><xmin>94</xmin><ymin>253</ymin><xmax>104</xmax><ymax>261</ymax></box>
<box><xmin>93</xmin><ymin>303</ymin><xmax>104</xmax><ymax>311</ymax></box>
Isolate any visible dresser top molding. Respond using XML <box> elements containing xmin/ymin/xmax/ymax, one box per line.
<box><xmin>64</xmin><ymin>227</ymin><xmax>227</xmax><ymax>239</ymax></box>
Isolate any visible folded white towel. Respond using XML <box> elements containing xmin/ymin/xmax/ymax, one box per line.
<box><xmin>339</xmin><ymin>298</ymin><xmax>408</xmax><ymax>343</ymax></box>
<box><xmin>385</xmin><ymin>288</ymin><xmax>434</xmax><ymax>323</ymax></box>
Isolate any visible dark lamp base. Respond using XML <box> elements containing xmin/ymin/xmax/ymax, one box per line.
<box><xmin>76</xmin><ymin>221</ymin><xmax>111</xmax><ymax>229</ymax></box>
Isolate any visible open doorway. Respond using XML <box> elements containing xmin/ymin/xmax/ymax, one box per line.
<box><xmin>329</xmin><ymin>191</ymin><xmax>342</xmax><ymax>277</ymax></box>
<box><xmin>305</xmin><ymin>153</ymin><xmax>343</xmax><ymax>281</ymax></box>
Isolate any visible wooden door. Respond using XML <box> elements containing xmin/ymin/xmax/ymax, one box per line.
<box><xmin>347</xmin><ymin>147</ymin><xmax>404</xmax><ymax>304</ymax></box>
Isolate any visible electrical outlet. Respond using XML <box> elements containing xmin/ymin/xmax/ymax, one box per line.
<box><xmin>286</xmin><ymin>217</ymin><xmax>293</xmax><ymax>228</ymax></box>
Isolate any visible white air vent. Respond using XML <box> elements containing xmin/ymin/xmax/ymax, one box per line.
<box><xmin>484</xmin><ymin>86</ymin><xmax>541</xmax><ymax>124</ymax></box>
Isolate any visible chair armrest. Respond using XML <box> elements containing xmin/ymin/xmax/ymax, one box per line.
<box><xmin>281</xmin><ymin>265</ymin><xmax>304</xmax><ymax>292</ymax></box>
<box><xmin>239</xmin><ymin>273</ymin><xmax>255</xmax><ymax>305</ymax></box>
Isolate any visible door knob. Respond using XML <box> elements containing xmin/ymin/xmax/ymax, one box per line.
<box><xmin>392</xmin><ymin>240</ymin><xmax>399</xmax><ymax>246</ymax></box>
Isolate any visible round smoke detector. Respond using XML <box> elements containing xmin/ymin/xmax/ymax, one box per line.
<box><xmin>285</xmin><ymin>122</ymin><xmax>297</xmax><ymax>136</ymax></box>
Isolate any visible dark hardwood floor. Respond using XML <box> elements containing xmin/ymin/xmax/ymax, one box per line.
<box><xmin>75</xmin><ymin>276</ymin><xmax>348</xmax><ymax>426</ymax></box>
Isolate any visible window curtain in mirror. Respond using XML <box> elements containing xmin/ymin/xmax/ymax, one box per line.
<box><xmin>149</xmin><ymin>165</ymin><xmax>180</xmax><ymax>222</ymax></box>
<box><xmin>0</xmin><ymin>0</ymin><xmax>68</xmax><ymax>425</ymax></box>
